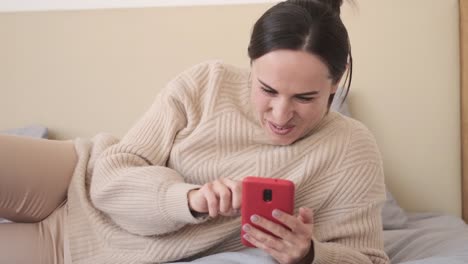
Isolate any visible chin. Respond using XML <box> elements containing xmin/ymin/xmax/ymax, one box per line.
<box><xmin>264</xmin><ymin>126</ymin><xmax>303</xmax><ymax>146</ymax></box>
<box><xmin>268</xmin><ymin>136</ymin><xmax>297</xmax><ymax>146</ymax></box>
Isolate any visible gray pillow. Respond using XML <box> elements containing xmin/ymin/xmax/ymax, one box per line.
<box><xmin>331</xmin><ymin>89</ymin><xmax>408</xmax><ymax>230</ymax></box>
<box><xmin>1</xmin><ymin>125</ymin><xmax>48</xmax><ymax>139</ymax></box>
<box><xmin>0</xmin><ymin>125</ymin><xmax>48</xmax><ymax>224</ymax></box>
<box><xmin>330</xmin><ymin>87</ymin><xmax>352</xmax><ymax>117</ymax></box>
<box><xmin>381</xmin><ymin>190</ymin><xmax>408</xmax><ymax>229</ymax></box>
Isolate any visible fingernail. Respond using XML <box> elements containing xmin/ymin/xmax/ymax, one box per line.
<box><xmin>243</xmin><ymin>234</ymin><xmax>250</xmax><ymax>240</ymax></box>
<box><xmin>272</xmin><ymin>209</ymin><xmax>281</xmax><ymax>218</ymax></box>
<box><xmin>243</xmin><ymin>224</ymin><xmax>251</xmax><ymax>232</ymax></box>
<box><xmin>250</xmin><ymin>215</ymin><xmax>259</xmax><ymax>223</ymax></box>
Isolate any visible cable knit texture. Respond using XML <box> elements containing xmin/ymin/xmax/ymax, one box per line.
<box><xmin>66</xmin><ymin>60</ymin><xmax>390</xmax><ymax>263</ymax></box>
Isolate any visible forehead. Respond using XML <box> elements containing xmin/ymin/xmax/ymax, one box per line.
<box><xmin>252</xmin><ymin>49</ymin><xmax>332</xmax><ymax>92</ymax></box>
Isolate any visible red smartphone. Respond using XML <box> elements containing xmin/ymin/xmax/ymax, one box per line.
<box><xmin>241</xmin><ymin>176</ymin><xmax>295</xmax><ymax>247</ymax></box>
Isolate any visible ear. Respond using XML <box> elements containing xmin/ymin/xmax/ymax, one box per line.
<box><xmin>331</xmin><ymin>83</ymin><xmax>339</xmax><ymax>94</ymax></box>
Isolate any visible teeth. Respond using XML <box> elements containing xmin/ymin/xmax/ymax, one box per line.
<box><xmin>273</xmin><ymin>124</ymin><xmax>287</xmax><ymax>130</ymax></box>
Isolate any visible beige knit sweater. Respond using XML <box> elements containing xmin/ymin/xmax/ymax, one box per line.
<box><xmin>67</xmin><ymin>60</ymin><xmax>390</xmax><ymax>264</ymax></box>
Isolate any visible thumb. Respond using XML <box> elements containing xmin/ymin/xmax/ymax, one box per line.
<box><xmin>298</xmin><ymin>207</ymin><xmax>314</xmax><ymax>224</ymax></box>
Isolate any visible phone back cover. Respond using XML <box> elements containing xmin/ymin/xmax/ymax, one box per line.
<box><xmin>241</xmin><ymin>176</ymin><xmax>295</xmax><ymax>247</ymax></box>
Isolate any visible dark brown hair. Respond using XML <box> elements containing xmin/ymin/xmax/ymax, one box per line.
<box><xmin>248</xmin><ymin>0</ymin><xmax>352</xmax><ymax>106</ymax></box>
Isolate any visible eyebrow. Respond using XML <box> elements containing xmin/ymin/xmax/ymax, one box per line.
<box><xmin>258</xmin><ymin>79</ymin><xmax>319</xmax><ymax>96</ymax></box>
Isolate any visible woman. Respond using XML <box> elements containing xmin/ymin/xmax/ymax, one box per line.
<box><xmin>0</xmin><ymin>0</ymin><xmax>390</xmax><ymax>263</ymax></box>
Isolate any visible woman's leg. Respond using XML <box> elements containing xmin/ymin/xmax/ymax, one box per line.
<box><xmin>0</xmin><ymin>134</ymin><xmax>77</xmax><ymax>222</ymax></box>
<box><xmin>0</xmin><ymin>134</ymin><xmax>77</xmax><ymax>264</ymax></box>
<box><xmin>0</xmin><ymin>204</ymin><xmax>67</xmax><ymax>264</ymax></box>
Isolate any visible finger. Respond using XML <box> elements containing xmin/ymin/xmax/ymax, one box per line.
<box><xmin>243</xmin><ymin>232</ymin><xmax>276</xmax><ymax>255</ymax></box>
<box><xmin>222</xmin><ymin>179</ymin><xmax>242</xmax><ymax>210</ymax></box>
<box><xmin>249</xmin><ymin>214</ymin><xmax>295</xmax><ymax>242</ymax></box>
<box><xmin>272</xmin><ymin>209</ymin><xmax>309</xmax><ymax>236</ymax></box>
<box><xmin>242</xmin><ymin>224</ymin><xmax>285</xmax><ymax>252</ymax></box>
<box><xmin>202</xmin><ymin>185</ymin><xmax>219</xmax><ymax>218</ymax></box>
<box><xmin>213</xmin><ymin>180</ymin><xmax>232</xmax><ymax>214</ymax></box>
<box><xmin>243</xmin><ymin>229</ymin><xmax>301</xmax><ymax>264</ymax></box>
<box><xmin>187</xmin><ymin>188</ymin><xmax>204</xmax><ymax>213</ymax></box>
<box><xmin>298</xmin><ymin>207</ymin><xmax>314</xmax><ymax>224</ymax></box>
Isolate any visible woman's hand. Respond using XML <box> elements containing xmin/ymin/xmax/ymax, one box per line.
<box><xmin>188</xmin><ymin>178</ymin><xmax>241</xmax><ymax>218</ymax></box>
<box><xmin>242</xmin><ymin>207</ymin><xmax>315</xmax><ymax>264</ymax></box>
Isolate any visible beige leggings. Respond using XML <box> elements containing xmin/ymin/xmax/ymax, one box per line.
<box><xmin>0</xmin><ymin>134</ymin><xmax>77</xmax><ymax>264</ymax></box>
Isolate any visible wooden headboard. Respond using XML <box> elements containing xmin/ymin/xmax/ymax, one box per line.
<box><xmin>460</xmin><ymin>0</ymin><xmax>468</xmax><ymax>223</ymax></box>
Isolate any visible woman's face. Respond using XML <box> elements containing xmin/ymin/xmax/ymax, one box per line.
<box><xmin>250</xmin><ymin>49</ymin><xmax>338</xmax><ymax>145</ymax></box>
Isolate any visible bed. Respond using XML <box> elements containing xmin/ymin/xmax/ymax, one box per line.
<box><xmin>167</xmin><ymin>196</ymin><xmax>468</xmax><ymax>264</ymax></box>
<box><xmin>384</xmin><ymin>213</ymin><xmax>468</xmax><ymax>264</ymax></box>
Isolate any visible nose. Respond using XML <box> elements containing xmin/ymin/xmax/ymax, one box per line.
<box><xmin>271</xmin><ymin>98</ymin><xmax>293</xmax><ymax>125</ymax></box>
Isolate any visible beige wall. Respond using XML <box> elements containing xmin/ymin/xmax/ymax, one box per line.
<box><xmin>341</xmin><ymin>0</ymin><xmax>461</xmax><ymax>216</ymax></box>
<box><xmin>0</xmin><ymin>0</ymin><xmax>461</xmax><ymax>216</ymax></box>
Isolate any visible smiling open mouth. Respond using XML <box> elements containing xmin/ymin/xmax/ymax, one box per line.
<box><xmin>268</xmin><ymin>122</ymin><xmax>294</xmax><ymax>136</ymax></box>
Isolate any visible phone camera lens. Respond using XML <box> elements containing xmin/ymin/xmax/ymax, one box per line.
<box><xmin>263</xmin><ymin>189</ymin><xmax>273</xmax><ymax>202</ymax></box>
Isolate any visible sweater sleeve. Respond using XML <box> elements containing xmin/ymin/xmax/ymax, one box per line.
<box><xmin>90</xmin><ymin>64</ymin><xmax>208</xmax><ymax>236</ymax></box>
<box><xmin>312</xmin><ymin>193</ymin><xmax>389</xmax><ymax>264</ymax></box>
<box><xmin>309</xmin><ymin>126</ymin><xmax>390</xmax><ymax>264</ymax></box>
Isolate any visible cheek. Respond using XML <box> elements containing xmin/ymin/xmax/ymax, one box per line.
<box><xmin>297</xmin><ymin>100</ymin><xmax>328</xmax><ymax>123</ymax></box>
<box><xmin>251</xmin><ymin>89</ymin><xmax>269</xmax><ymax>112</ymax></box>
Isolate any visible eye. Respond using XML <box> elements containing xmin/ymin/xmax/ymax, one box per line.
<box><xmin>295</xmin><ymin>96</ymin><xmax>315</xmax><ymax>102</ymax></box>
<box><xmin>260</xmin><ymin>87</ymin><xmax>277</xmax><ymax>95</ymax></box>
